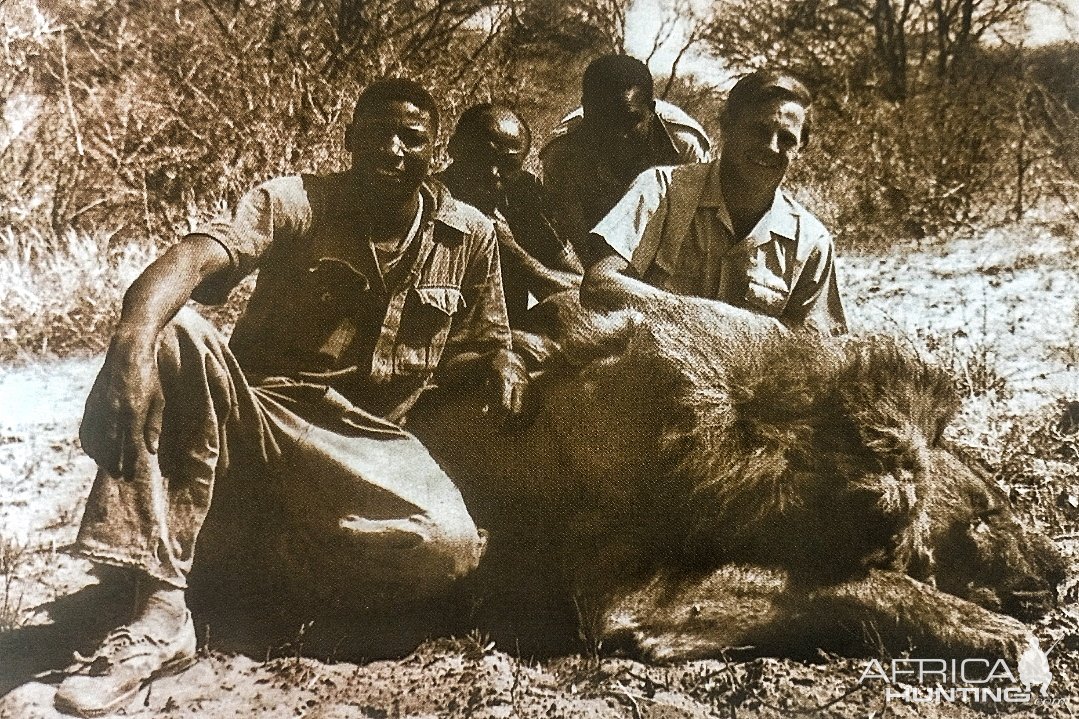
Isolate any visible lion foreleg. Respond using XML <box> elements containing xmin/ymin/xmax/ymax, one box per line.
<box><xmin>601</xmin><ymin>566</ymin><xmax>1036</xmax><ymax>663</ymax></box>
<box><xmin>600</xmin><ymin>565</ymin><xmax>793</xmax><ymax>662</ymax></box>
<box><xmin>812</xmin><ymin>570</ymin><xmax>1036</xmax><ymax>661</ymax></box>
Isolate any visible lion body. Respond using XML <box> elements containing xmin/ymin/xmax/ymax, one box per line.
<box><xmin>193</xmin><ymin>292</ymin><xmax>1064</xmax><ymax>662</ymax></box>
<box><xmin>407</xmin><ymin>292</ymin><xmax>1063</xmax><ymax>660</ymax></box>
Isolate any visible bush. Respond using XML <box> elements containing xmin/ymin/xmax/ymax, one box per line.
<box><xmin>792</xmin><ymin>73</ymin><xmax>1044</xmax><ymax>248</ymax></box>
<box><xmin>3</xmin><ymin>0</ymin><xmax>532</xmax><ymax>244</ymax></box>
<box><xmin>0</xmin><ymin>225</ymin><xmax>155</xmax><ymax>359</ymax></box>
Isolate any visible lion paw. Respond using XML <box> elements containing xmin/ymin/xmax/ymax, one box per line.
<box><xmin>962</xmin><ymin>613</ymin><xmax>1037</xmax><ymax>663</ymax></box>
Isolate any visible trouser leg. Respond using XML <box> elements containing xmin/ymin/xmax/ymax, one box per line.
<box><xmin>73</xmin><ymin>308</ymin><xmax>263</xmax><ymax>589</ymax></box>
<box><xmin>74</xmin><ymin>308</ymin><xmax>484</xmax><ymax>599</ymax></box>
<box><xmin>257</xmin><ymin>383</ymin><xmax>486</xmax><ymax>602</ymax></box>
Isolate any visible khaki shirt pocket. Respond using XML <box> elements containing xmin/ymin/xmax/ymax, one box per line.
<box><xmin>743</xmin><ymin>260</ymin><xmax>790</xmax><ymax>316</ymax></box>
<box><xmin>391</xmin><ymin>286</ymin><xmax>467</xmax><ymax>375</ymax></box>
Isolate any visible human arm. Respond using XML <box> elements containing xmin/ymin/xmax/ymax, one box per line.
<box><xmin>540</xmin><ymin>140</ymin><xmax>593</xmax><ymax>264</ymax></box>
<box><xmin>782</xmin><ymin>232</ymin><xmax>849</xmax><ymax>335</ymax></box>
<box><xmin>80</xmin><ymin>236</ymin><xmax>232</xmax><ymax>479</ymax></box>
<box><xmin>580</xmin><ymin>248</ymin><xmax>667</xmax><ymax>310</ymax></box>
<box><xmin>492</xmin><ymin>211</ymin><xmax>581</xmax><ymax>301</ymax></box>
<box><xmin>437</xmin><ymin>223</ymin><xmax>531</xmax><ymax>425</ymax></box>
<box><xmin>577</xmin><ymin>167</ymin><xmax>673</xmax><ymax>309</ymax></box>
<box><xmin>81</xmin><ymin>177</ymin><xmax>309</xmax><ymax>478</ymax></box>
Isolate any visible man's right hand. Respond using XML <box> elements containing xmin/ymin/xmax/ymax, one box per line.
<box><xmin>487</xmin><ymin>348</ymin><xmax>535</xmax><ymax>431</ymax></box>
<box><xmin>77</xmin><ymin>235</ymin><xmax>233</xmax><ymax>479</ymax></box>
<box><xmin>80</xmin><ymin>332</ymin><xmax>165</xmax><ymax>480</ymax></box>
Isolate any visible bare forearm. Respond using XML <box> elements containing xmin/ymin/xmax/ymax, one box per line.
<box><xmin>113</xmin><ymin>236</ymin><xmax>231</xmax><ymax>351</ymax></box>
<box><xmin>494</xmin><ymin>217</ymin><xmax>583</xmax><ymax>300</ymax></box>
<box><xmin>516</xmin><ymin>258</ymin><xmax>581</xmax><ymax>300</ymax></box>
<box><xmin>581</xmin><ymin>253</ymin><xmax>665</xmax><ymax>310</ymax></box>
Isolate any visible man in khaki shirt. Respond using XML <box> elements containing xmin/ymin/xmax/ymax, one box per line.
<box><xmin>582</xmin><ymin>70</ymin><xmax>847</xmax><ymax>336</ymax></box>
<box><xmin>55</xmin><ymin>79</ymin><xmax>527</xmax><ymax>718</ymax></box>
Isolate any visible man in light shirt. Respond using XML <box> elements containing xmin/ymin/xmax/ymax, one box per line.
<box><xmin>582</xmin><ymin>70</ymin><xmax>846</xmax><ymax>336</ymax></box>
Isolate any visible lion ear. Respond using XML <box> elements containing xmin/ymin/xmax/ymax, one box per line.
<box><xmin>835</xmin><ymin>335</ymin><xmax>960</xmax><ymax>464</ymax></box>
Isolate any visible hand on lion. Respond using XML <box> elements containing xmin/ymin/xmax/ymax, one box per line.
<box><xmin>487</xmin><ymin>348</ymin><xmax>535</xmax><ymax>431</ymax></box>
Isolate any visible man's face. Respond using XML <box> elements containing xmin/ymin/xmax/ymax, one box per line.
<box><xmin>450</xmin><ymin>116</ymin><xmax>528</xmax><ymax>214</ymax></box>
<box><xmin>721</xmin><ymin>97</ymin><xmax>807</xmax><ymax>195</ymax></box>
<box><xmin>347</xmin><ymin>100</ymin><xmax>434</xmax><ymax>200</ymax></box>
<box><xmin>584</xmin><ymin>85</ymin><xmax>655</xmax><ymax>149</ymax></box>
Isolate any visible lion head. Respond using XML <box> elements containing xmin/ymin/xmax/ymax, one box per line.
<box><xmin>918</xmin><ymin>448</ymin><xmax>1065</xmax><ymax>620</ymax></box>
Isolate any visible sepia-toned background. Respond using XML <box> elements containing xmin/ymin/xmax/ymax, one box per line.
<box><xmin>2</xmin><ymin>0</ymin><xmax>1079</xmax><ymax>716</ymax></box>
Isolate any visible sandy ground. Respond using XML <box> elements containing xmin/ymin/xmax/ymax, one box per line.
<box><xmin>1</xmin><ymin>220</ymin><xmax>1078</xmax><ymax>718</ymax></box>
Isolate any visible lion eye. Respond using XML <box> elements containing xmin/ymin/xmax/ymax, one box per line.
<box><xmin>970</xmin><ymin>509</ymin><xmax>1000</xmax><ymax>534</ymax></box>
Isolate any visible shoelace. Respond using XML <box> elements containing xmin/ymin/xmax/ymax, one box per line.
<box><xmin>70</xmin><ymin>626</ymin><xmax>160</xmax><ymax>676</ymax></box>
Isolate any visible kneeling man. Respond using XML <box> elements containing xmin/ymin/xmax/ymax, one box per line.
<box><xmin>583</xmin><ymin>70</ymin><xmax>847</xmax><ymax>335</ymax></box>
<box><xmin>56</xmin><ymin>79</ymin><xmax>527</xmax><ymax>717</ymax></box>
<box><xmin>438</xmin><ymin>103</ymin><xmax>582</xmax><ymax>326</ymax></box>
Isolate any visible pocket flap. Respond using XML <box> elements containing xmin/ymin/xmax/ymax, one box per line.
<box><xmin>413</xmin><ymin>286</ymin><xmax>466</xmax><ymax>316</ymax></box>
<box><xmin>744</xmin><ymin>263</ymin><xmax>789</xmax><ymax>313</ymax></box>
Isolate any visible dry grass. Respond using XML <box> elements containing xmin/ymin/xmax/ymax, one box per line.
<box><xmin>0</xmin><ymin>227</ymin><xmax>154</xmax><ymax>361</ymax></box>
<box><xmin>0</xmin><ymin>534</ymin><xmax>29</xmax><ymax>633</ymax></box>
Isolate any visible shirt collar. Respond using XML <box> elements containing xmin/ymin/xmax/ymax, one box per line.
<box><xmin>421</xmin><ymin>178</ymin><xmax>470</xmax><ymax>238</ymax></box>
<box><xmin>570</xmin><ymin>114</ymin><xmax>680</xmax><ymax>165</ymax></box>
<box><xmin>696</xmin><ymin>158</ymin><xmax>800</xmax><ymax>246</ymax></box>
<box><xmin>650</xmin><ymin>115</ymin><xmax>682</xmax><ymax>162</ymax></box>
<box><xmin>330</xmin><ymin>172</ymin><xmax>471</xmax><ymax>239</ymax></box>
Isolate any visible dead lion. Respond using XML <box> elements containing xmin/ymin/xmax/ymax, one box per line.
<box><xmin>402</xmin><ymin>291</ymin><xmax>1065</xmax><ymax>662</ymax></box>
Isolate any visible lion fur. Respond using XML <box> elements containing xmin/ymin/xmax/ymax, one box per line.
<box><xmin>531</xmin><ymin>292</ymin><xmax>959</xmax><ymax>581</ymax></box>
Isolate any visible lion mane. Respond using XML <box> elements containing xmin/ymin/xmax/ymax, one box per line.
<box><xmin>543</xmin><ymin>293</ymin><xmax>960</xmax><ymax>582</ymax></box>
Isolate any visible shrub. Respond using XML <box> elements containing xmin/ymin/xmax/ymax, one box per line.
<box><xmin>0</xmin><ymin>226</ymin><xmax>154</xmax><ymax>359</ymax></box>
<box><xmin>4</xmin><ymin>0</ymin><xmax>531</xmax><ymax>243</ymax></box>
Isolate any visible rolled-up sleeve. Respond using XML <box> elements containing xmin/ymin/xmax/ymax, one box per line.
<box><xmin>589</xmin><ymin>168</ymin><xmax>671</xmax><ymax>277</ymax></box>
<box><xmin>445</xmin><ymin>222</ymin><xmax>513</xmax><ymax>358</ymax></box>
<box><xmin>188</xmin><ymin>176</ymin><xmax>312</xmax><ymax>304</ymax></box>
<box><xmin>672</xmin><ymin>126</ymin><xmax>711</xmax><ymax>164</ymax></box>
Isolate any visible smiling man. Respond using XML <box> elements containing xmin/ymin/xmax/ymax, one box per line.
<box><xmin>541</xmin><ymin>54</ymin><xmax>711</xmax><ymax>263</ymax></box>
<box><xmin>581</xmin><ymin>70</ymin><xmax>847</xmax><ymax>335</ymax></box>
<box><xmin>54</xmin><ymin>79</ymin><xmax>526</xmax><ymax>718</ymax></box>
<box><xmin>438</xmin><ymin>103</ymin><xmax>582</xmax><ymax>326</ymax></box>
